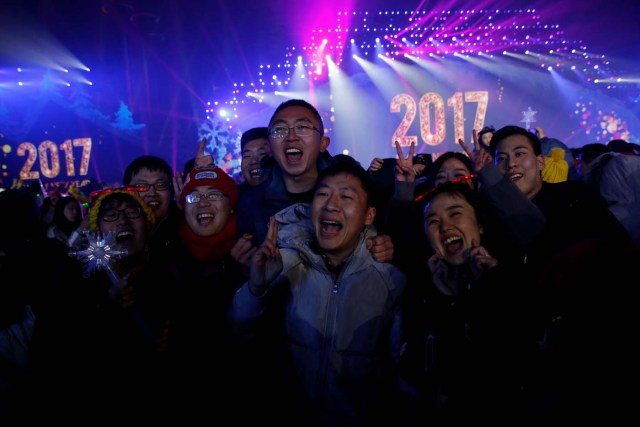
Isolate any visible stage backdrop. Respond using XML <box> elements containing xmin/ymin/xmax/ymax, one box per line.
<box><xmin>2</xmin><ymin>3</ymin><xmax>638</xmax><ymax>192</ymax></box>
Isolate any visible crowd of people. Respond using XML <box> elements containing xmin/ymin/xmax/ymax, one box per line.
<box><xmin>1</xmin><ymin>98</ymin><xmax>638</xmax><ymax>424</ymax></box>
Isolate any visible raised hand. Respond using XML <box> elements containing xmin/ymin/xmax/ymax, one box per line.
<box><xmin>468</xmin><ymin>239</ymin><xmax>497</xmax><ymax>277</ymax></box>
<box><xmin>427</xmin><ymin>250</ymin><xmax>459</xmax><ymax>297</ymax></box>
<box><xmin>368</xmin><ymin>157</ymin><xmax>384</xmax><ymax>173</ymax></box>
<box><xmin>458</xmin><ymin>129</ymin><xmax>493</xmax><ymax>173</ymax></box>
<box><xmin>194</xmin><ymin>137</ymin><xmax>214</xmax><ymax>168</ymax></box>
<box><xmin>366</xmin><ymin>234</ymin><xmax>394</xmax><ymax>263</ymax></box>
<box><xmin>394</xmin><ymin>140</ymin><xmax>416</xmax><ymax>183</ymax></box>
<box><xmin>230</xmin><ymin>233</ymin><xmax>257</xmax><ymax>267</ymax></box>
<box><xmin>172</xmin><ymin>170</ymin><xmax>185</xmax><ymax>201</ymax></box>
<box><xmin>248</xmin><ymin>216</ymin><xmax>283</xmax><ymax>296</ymax></box>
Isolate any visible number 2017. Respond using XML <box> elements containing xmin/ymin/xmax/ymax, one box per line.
<box><xmin>17</xmin><ymin>138</ymin><xmax>92</xmax><ymax>180</ymax></box>
<box><xmin>391</xmin><ymin>91</ymin><xmax>488</xmax><ymax>147</ymax></box>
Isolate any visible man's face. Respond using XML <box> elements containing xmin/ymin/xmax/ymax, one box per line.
<box><xmin>241</xmin><ymin>138</ymin><xmax>271</xmax><ymax>187</ymax></box>
<box><xmin>311</xmin><ymin>172</ymin><xmax>375</xmax><ymax>264</ymax></box>
<box><xmin>268</xmin><ymin>105</ymin><xmax>329</xmax><ymax>181</ymax></box>
<box><xmin>184</xmin><ymin>185</ymin><xmax>233</xmax><ymax>237</ymax></box>
<box><xmin>129</xmin><ymin>167</ymin><xmax>172</xmax><ymax>222</ymax></box>
<box><xmin>494</xmin><ymin>135</ymin><xmax>545</xmax><ymax>199</ymax></box>
<box><xmin>99</xmin><ymin>198</ymin><xmax>150</xmax><ymax>258</ymax></box>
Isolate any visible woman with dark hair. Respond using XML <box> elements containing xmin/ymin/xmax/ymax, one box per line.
<box><xmin>415</xmin><ymin>151</ymin><xmax>476</xmax><ymax>200</ymax></box>
<box><xmin>45</xmin><ymin>196</ymin><xmax>84</xmax><ymax>248</ymax></box>
<box><xmin>400</xmin><ymin>181</ymin><xmax>535</xmax><ymax>423</ymax></box>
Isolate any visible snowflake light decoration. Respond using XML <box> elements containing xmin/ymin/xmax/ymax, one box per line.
<box><xmin>197</xmin><ymin>118</ymin><xmax>242</xmax><ymax>179</ymax></box>
<box><xmin>68</xmin><ymin>231</ymin><xmax>127</xmax><ymax>283</ymax></box>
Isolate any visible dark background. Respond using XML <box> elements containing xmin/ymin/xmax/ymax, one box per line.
<box><xmin>1</xmin><ymin>0</ymin><xmax>639</xmax><ymax>188</ymax></box>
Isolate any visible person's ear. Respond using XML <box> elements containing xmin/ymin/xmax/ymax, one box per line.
<box><xmin>320</xmin><ymin>135</ymin><xmax>330</xmax><ymax>152</ymax></box>
<box><xmin>537</xmin><ymin>154</ymin><xmax>545</xmax><ymax>174</ymax></box>
<box><xmin>364</xmin><ymin>206</ymin><xmax>376</xmax><ymax>225</ymax></box>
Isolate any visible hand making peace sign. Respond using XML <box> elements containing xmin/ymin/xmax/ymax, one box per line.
<box><xmin>394</xmin><ymin>140</ymin><xmax>416</xmax><ymax>183</ymax></box>
<box><xmin>458</xmin><ymin>129</ymin><xmax>493</xmax><ymax>173</ymax></box>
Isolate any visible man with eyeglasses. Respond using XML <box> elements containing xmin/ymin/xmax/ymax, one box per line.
<box><xmin>89</xmin><ymin>189</ymin><xmax>155</xmax><ymax>263</ymax></box>
<box><xmin>123</xmin><ymin>155</ymin><xmax>183</xmax><ymax>264</ymax></box>
<box><xmin>33</xmin><ymin>187</ymin><xmax>173</xmax><ymax>415</ymax></box>
<box><xmin>233</xmin><ymin>99</ymin><xmax>394</xmax><ymax>266</ymax></box>
<box><xmin>166</xmin><ymin>164</ymin><xmax>250</xmax><ymax>416</ymax></box>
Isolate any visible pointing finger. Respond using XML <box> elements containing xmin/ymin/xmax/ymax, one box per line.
<box><xmin>197</xmin><ymin>137</ymin><xmax>207</xmax><ymax>158</ymax></box>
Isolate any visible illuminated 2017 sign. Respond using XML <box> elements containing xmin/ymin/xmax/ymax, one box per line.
<box><xmin>390</xmin><ymin>91</ymin><xmax>488</xmax><ymax>148</ymax></box>
<box><xmin>17</xmin><ymin>137</ymin><xmax>92</xmax><ymax>180</ymax></box>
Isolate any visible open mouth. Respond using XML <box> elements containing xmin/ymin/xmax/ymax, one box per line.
<box><xmin>115</xmin><ymin>230</ymin><xmax>134</xmax><ymax>242</ymax></box>
<box><xmin>508</xmin><ymin>173</ymin><xmax>523</xmax><ymax>182</ymax></box>
<box><xmin>249</xmin><ymin>168</ymin><xmax>262</xmax><ymax>178</ymax></box>
<box><xmin>196</xmin><ymin>212</ymin><xmax>215</xmax><ymax>225</ymax></box>
<box><xmin>285</xmin><ymin>147</ymin><xmax>303</xmax><ymax>162</ymax></box>
<box><xmin>319</xmin><ymin>219</ymin><xmax>342</xmax><ymax>235</ymax></box>
<box><xmin>442</xmin><ymin>235</ymin><xmax>464</xmax><ymax>255</ymax></box>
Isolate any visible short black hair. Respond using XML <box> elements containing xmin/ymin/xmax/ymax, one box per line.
<box><xmin>489</xmin><ymin>125</ymin><xmax>542</xmax><ymax>157</ymax></box>
<box><xmin>413</xmin><ymin>153</ymin><xmax>432</xmax><ymax>167</ymax></box>
<box><xmin>269</xmin><ymin>99</ymin><xmax>324</xmax><ymax>135</ymax></box>
<box><xmin>607</xmin><ymin>139</ymin><xmax>634</xmax><ymax>154</ymax></box>
<box><xmin>241</xmin><ymin>127</ymin><xmax>269</xmax><ymax>151</ymax></box>
<box><xmin>431</xmin><ymin>152</ymin><xmax>473</xmax><ymax>177</ymax></box>
<box><xmin>315</xmin><ymin>156</ymin><xmax>374</xmax><ymax>206</ymax></box>
<box><xmin>123</xmin><ymin>155</ymin><xmax>174</xmax><ymax>197</ymax></box>
<box><xmin>579</xmin><ymin>143</ymin><xmax>610</xmax><ymax>164</ymax></box>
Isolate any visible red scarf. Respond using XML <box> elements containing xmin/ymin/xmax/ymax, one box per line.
<box><xmin>179</xmin><ymin>215</ymin><xmax>237</xmax><ymax>261</ymax></box>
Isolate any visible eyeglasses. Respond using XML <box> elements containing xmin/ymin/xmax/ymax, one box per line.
<box><xmin>132</xmin><ymin>181</ymin><xmax>171</xmax><ymax>192</ymax></box>
<box><xmin>414</xmin><ymin>174</ymin><xmax>477</xmax><ymax>202</ymax></box>
<box><xmin>269</xmin><ymin>124</ymin><xmax>322</xmax><ymax>139</ymax></box>
<box><xmin>184</xmin><ymin>191</ymin><xmax>227</xmax><ymax>204</ymax></box>
<box><xmin>100</xmin><ymin>206</ymin><xmax>143</xmax><ymax>222</ymax></box>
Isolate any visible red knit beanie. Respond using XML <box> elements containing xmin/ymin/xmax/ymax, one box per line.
<box><xmin>179</xmin><ymin>166</ymin><xmax>238</xmax><ymax>209</ymax></box>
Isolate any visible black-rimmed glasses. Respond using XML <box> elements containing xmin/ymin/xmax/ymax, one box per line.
<box><xmin>100</xmin><ymin>206</ymin><xmax>143</xmax><ymax>222</ymax></box>
<box><xmin>269</xmin><ymin>124</ymin><xmax>322</xmax><ymax>139</ymax></box>
<box><xmin>132</xmin><ymin>181</ymin><xmax>171</xmax><ymax>192</ymax></box>
<box><xmin>184</xmin><ymin>191</ymin><xmax>227</xmax><ymax>204</ymax></box>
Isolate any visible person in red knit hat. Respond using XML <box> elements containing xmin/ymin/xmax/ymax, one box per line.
<box><xmin>164</xmin><ymin>162</ymin><xmax>250</xmax><ymax>416</ymax></box>
<box><xmin>178</xmin><ymin>164</ymin><xmax>239</xmax><ymax>260</ymax></box>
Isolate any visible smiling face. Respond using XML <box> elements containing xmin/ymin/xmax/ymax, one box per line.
<box><xmin>311</xmin><ymin>171</ymin><xmax>375</xmax><ymax>266</ymax></box>
<box><xmin>129</xmin><ymin>167</ymin><xmax>172</xmax><ymax>222</ymax></box>
<box><xmin>494</xmin><ymin>134</ymin><xmax>545</xmax><ymax>199</ymax></box>
<box><xmin>434</xmin><ymin>157</ymin><xmax>474</xmax><ymax>188</ymax></box>
<box><xmin>241</xmin><ymin>137</ymin><xmax>271</xmax><ymax>187</ymax></box>
<box><xmin>269</xmin><ymin>105</ymin><xmax>330</xmax><ymax>192</ymax></box>
<box><xmin>98</xmin><ymin>196</ymin><xmax>151</xmax><ymax>258</ymax></box>
<box><xmin>424</xmin><ymin>192</ymin><xmax>483</xmax><ymax>266</ymax></box>
<box><xmin>184</xmin><ymin>184</ymin><xmax>233</xmax><ymax>237</ymax></box>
